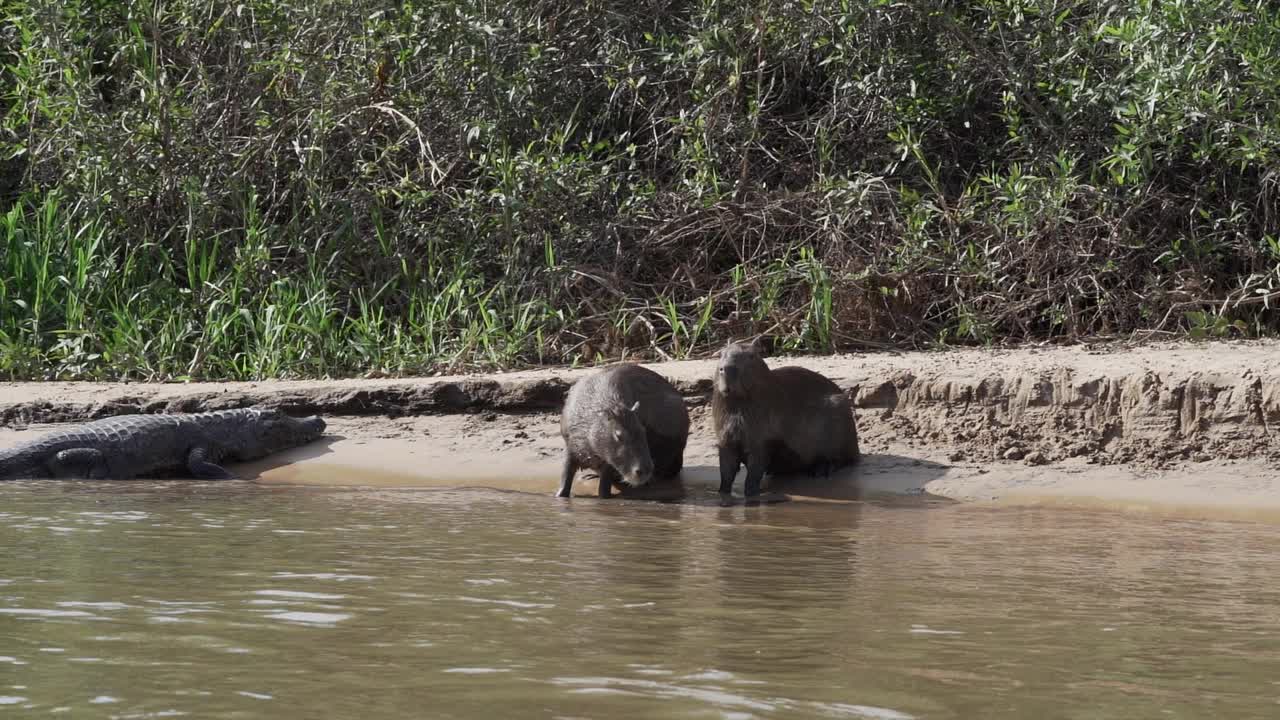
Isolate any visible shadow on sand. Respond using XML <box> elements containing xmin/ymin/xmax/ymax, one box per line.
<box><xmin>230</xmin><ymin>434</ymin><xmax>341</xmax><ymax>480</ymax></box>
<box><xmin>615</xmin><ymin>453</ymin><xmax>955</xmax><ymax>506</ymax></box>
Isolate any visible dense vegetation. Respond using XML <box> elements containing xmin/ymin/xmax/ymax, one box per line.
<box><xmin>3</xmin><ymin>0</ymin><xmax>1279</xmax><ymax>380</ymax></box>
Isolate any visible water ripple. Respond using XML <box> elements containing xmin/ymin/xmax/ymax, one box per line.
<box><xmin>459</xmin><ymin>596</ymin><xmax>553</xmax><ymax>609</ymax></box>
<box><xmin>58</xmin><ymin>601</ymin><xmax>131</xmax><ymax>610</ymax></box>
<box><xmin>0</xmin><ymin>608</ymin><xmax>99</xmax><ymax>618</ymax></box>
<box><xmin>271</xmin><ymin>573</ymin><xmax>375</xmax><ymax>582</ymax></box>
<box><xmin>810</xmin><ymin>702</ymin><xmax>916</xmax><ymax>719</ymax></box>
<box><xmin>265</xmin><ymin>611</ymin><xmax>351</xmax><ymax>625</ymax></box>
<box><xmin>908</xmin><ymin>624</ymin><xmax>965</xmax><ymax>636</ymax></box>
<box><xmin>552</xmin><ymin>677</ymin><xmax>774</xmax><ymax>712</ymax></box>
<box><xmin>252</xmin><ymin>590</ymin><xmax>347</xmax><ymax>600</ymax></box>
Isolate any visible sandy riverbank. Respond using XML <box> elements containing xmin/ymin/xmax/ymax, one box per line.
<box><xmin>2</xmin><ymin>339</ymin><xmax>1278</xmax><ymax>519</ymax></box>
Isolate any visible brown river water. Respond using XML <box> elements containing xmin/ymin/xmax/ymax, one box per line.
<box><xmin>1</xmin><ymin>481</ymin><xmax>1278</xmax><ymax>719</ymax></box>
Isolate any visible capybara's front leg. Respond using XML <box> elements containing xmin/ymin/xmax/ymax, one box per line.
<box><xmin>717</xmin><ymin>446</ymin><xmax>741</xmax><ymax>495</ymax></box>
<box><xmin>598</xmin><ymin>465</ymin><xmax>621</xmax><ymax>499</ymax></box>
<box><xmin>557</xmin><ymin>454</ymin><xmax>577</xmax><ymax>498</ymax></box>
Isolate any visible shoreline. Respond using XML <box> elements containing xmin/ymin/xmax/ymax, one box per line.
<box><xmin>2</xmin><ymin>339</ymin><xmax>1278</xmax><ymax>520</ymax></box>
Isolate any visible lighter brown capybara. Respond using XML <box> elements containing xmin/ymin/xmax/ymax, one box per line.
<box><xmin>557</xmin><ymin>363</ymin><xmax>690</xmax><ymax>499</ymax></box>
<box><xmin>712</xmin><ymin>339</ymin><xmax>860</xmax><ymax>497</ymax></box>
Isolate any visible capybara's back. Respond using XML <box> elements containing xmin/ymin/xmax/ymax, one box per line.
<box><xmin>712</xmin><ymin>340</ymin><xmax>859</xmax><ymax>496</ymax></box>
<box><xmin>558</xmin><ymin>363</ymin><xmax>690</xmax><ymax>498</ymax></box>
<box><xmin>767</xmin><ymin>365</ymin><xmax>860</xmax><ymax>471</ymax></box>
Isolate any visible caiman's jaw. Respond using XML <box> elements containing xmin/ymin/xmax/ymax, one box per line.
<box><xmin>281</xmin><ymin>415</ymin><xmax>326</xmax><ymax>447</ymax></box>
<box><xmin>300</xmin><ymin>416</ymin><xmax>326</xmax><ymax>437</ymax></box>
<box><xmin>243</xmin><ymin>412</ymin><xmax>328</xmax><ymax>459</ymax></box>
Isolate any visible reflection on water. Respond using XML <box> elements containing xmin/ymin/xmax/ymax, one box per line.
<box><xmin>1</xmin><ymin>481</ymin><xmax>1279</xmax><ymax>718</ymax></box>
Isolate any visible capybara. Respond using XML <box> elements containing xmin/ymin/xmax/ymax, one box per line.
<box><xmin>558</xmin><ymin>363</ymin><xmax>691</xmax><ymax>498</ymax></box>
<box><xmin>712</xmin><ymin>339</ymin><xmax>860</xmax><ymax>497</ymax></box>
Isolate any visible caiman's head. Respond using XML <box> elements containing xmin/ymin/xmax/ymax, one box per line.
<box><xmin>236</xmin><ymin>408</ymin><xmax>327</xmax><ymax>459</ymax></box>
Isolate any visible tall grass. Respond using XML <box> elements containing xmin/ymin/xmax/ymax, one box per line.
<box><xmin>2</xmin><ymin>0</ymin><xmax>1279</xmax><ymax>380</ymax></box>
<box><xmin>0</xmin><ymin>191</ymin><xmax>560</xmax><ymax>379</ymax></box>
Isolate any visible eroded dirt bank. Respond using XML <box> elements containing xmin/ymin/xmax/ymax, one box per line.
<box><xmin>2</xmin><ymin>340</ymin><xmax>1278</xmax><ymax>516</ymax></box>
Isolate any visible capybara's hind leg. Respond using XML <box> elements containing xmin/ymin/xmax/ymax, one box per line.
<box><xmin>663</xmin><ymin>453</ymin><xmax>684</xmax><ymax>478</ymax></box>
<box><xmin>666</xmin><ymin>438</ymin><xmax>686</xmax><ymax>476</ymax></box>
<box><xmin>648</xmin><ymin>432</ymin><xmax>685</xmax><ymax>478</ymax></box>
<box><xmin>809</xmin><ymin>458</ymin><xmax>835</xmax><ymax>479</ymax></box>
<box><xmin>743</xmin><ymin>451</ymin><xmax>768</xmax><ymax>498</ymax></box>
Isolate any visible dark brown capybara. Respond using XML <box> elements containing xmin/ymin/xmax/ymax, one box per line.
<box><xmin>712</xmin><ymin>339</ymin><xmax>860</xmax><ymax>497</ymax></box>
<box><xmin>557</xmin><ymin>363</ymin><xmax>691</xmax><ymax>499</ymax></box>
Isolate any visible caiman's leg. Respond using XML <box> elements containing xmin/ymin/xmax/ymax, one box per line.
<box><xmin>49</xmin><ymin>448</ymin><xmax>108</xmax><ymax>479</ymax></box>
<box><xmin>557</xmin><ymin>454</ymin><xmax>577</xmax><ymax>498</ymax></box>
<box><xmin>185</xmin><ymin>447</ymin><xmax>236</xmax><ymax>480</ymax></box>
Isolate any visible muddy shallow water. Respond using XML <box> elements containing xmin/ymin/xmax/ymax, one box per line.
<box><xmin>1</xmin><ymin>481</ymin><xmax>1278</xmax><ymax>719</ymax></box>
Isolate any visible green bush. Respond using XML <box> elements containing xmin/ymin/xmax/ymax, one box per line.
<box><xmin>2</xmin><ymin>0</ymin><xmax>1279</xmax><ymax>379</ymax></box>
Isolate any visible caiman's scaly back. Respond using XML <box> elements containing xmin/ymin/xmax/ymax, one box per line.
<box><xmin>0</xmin><ymin>407</ymin><xmax>326</xmax><ymax>481</ymax></box>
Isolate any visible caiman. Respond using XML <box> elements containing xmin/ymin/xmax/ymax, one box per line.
<box><xmin>0</xmin><ymin>407</ymin><xmax>326</xmax><ymax>480</ymax></box>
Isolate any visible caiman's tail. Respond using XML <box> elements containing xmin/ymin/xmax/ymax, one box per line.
<box><xmin>0</xmin><ymin>452</ymin><xmax>43</xmax><ymax>481</ymax></box>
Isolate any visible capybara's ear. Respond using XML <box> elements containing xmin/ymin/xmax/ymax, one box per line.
<box><xmin>750</xmin><ymin>335</ymin><xmax>773</xmax><ymax>356</ymax></box>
